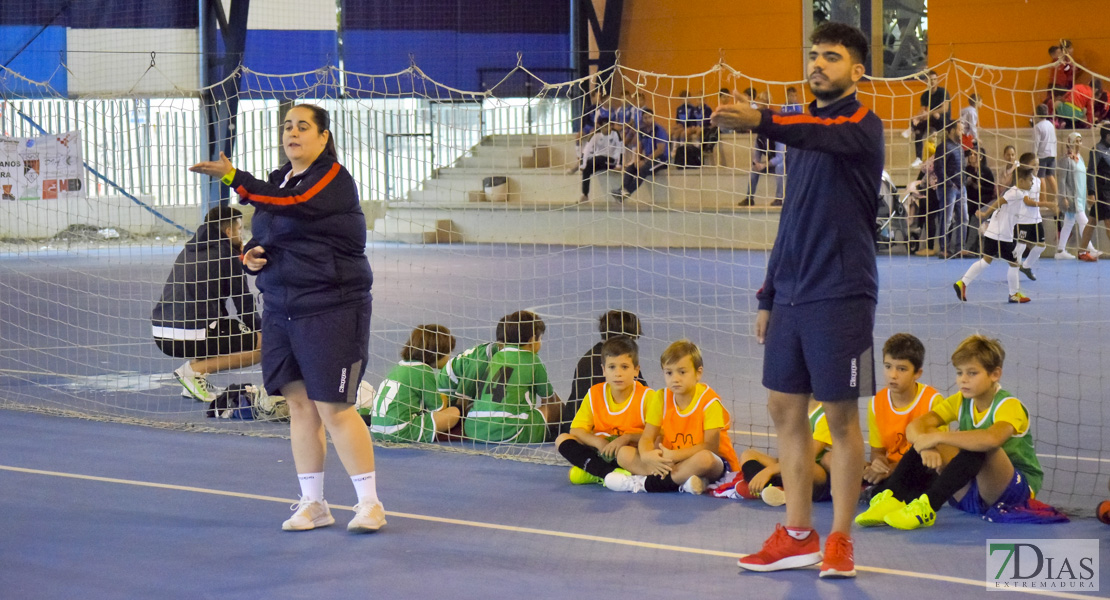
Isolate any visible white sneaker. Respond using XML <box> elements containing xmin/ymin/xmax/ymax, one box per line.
<box><xmin>900</xmin><ymin>127</ymin><xmax>912</xmax><ymax>139</ymax></box>
<box><xmin>347</xmin><ymin>501</ymin><xmax>387</xmax><ymax>533</ymax></box>
<box><xmin>1055</xmin><ymin>250</ymin><xmax>1076</xmax><ymax>260</ymax></box>
<box><xmin>603</xmin><ymin>470</ymin><xmax>646</xmax><ymax>493</ymax></box>
<box><xmin>282</xmin><ymin>498</ymin><xmax>335</xmax><ymax>531</ymax></box>
<box><xmin>174</xmin><ymin>366</ymin><xmax>218</xmax><ymax>402</ymax></box>
<box><xmin>760</xmin><ymin>485</ymin><xmax>786</xmax><ymax>507</ymax></box>
<box><xmin>909</xmin><ymin>158</ymin><xmax>923</xmax><ymax>169</ymax></box>
<box><xmin>680</xmin><ymin>476</ymin><xmax>705</xmax><ymax>495</ymax></box>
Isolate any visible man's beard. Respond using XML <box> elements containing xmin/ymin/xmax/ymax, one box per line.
<box><xmin>810</xmin><ymin>80</ymin><xmax>848</xmax><ymax>102</ymax></box>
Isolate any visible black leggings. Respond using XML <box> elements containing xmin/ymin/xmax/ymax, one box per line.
<box><xmin>581</xmin><ymin>156</ymin><xmax>617</xmax><ymax>194</ymax></box>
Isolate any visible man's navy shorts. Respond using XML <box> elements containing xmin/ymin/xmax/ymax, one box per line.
<box><xmin>762</xmin><ymin>296</ymin><xmax>876</xmax><ymax>402</ymax></box>
<box><xmin>262</xmin><ymin>300</ymin><xmax>371</xmax><ymax>403</ymax></box>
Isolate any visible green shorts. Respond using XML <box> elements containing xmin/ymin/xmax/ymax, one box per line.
<box><xmin>369</xmin><ymin>412</ymin><xmax>437</xmax><ymax>443</ymax></box>
<box><xmin>464</xmin><ymin>408</ymin><xmax>548</xmax><ymax>443</ymax></box>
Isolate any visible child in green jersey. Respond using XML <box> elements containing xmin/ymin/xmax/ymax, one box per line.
<box><xmin>464</xmin><ymin>311</ymin><xmax>562</xmax><ymax>443</ymax></box>
<box><xmin>435</xmin><ymin>315</ymin><xmax>507</xmax><ymax>413</ymax></box>
<box><xmin>856</xmin><ymin>334</ymin><xmax>1044</xmax><ymax>530</ymax></box>
<box><xmin>363</xmin><ymin>325</ymin><xmax>460</xmax><ymax>443</ymax></box>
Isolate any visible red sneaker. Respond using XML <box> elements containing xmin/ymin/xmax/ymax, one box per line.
<box><xmin>1079</xmin><ymin>251</ymin><xmax>1098</xmax><ymax>263</ymax></box>
<box><xmin>819</xmin><ymin>531</ymin><xmax>856</xmax><ymax>578</ymax></box>
<box><xmin>738</xmin><ymin>524</ymin><xmax>822</xmax><ymax>572</ymax></box>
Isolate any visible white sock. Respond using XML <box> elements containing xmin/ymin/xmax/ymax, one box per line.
<box><xmin>1023</xmin><ymin>248</ymin><xmax>1042</xmax><ymax>269</ymax></box>
<box><xmin>351</xmin><ymin>471</ymin><xmax>378</xmax><ymax>505</ymax></box>
<box><xmin>785</xmin><ymin>527</ymin><xmax>813</xmax><ymax>540</ymax></box>
<box><xmin>963</xmin><ymin>259</ymin><xmax>990</xmax><ymax>284</ymax></box>
<box><xmin>1013</xmin><ymin>242</ymin><xmax>1027</xmax><ymax>263</ymax></box>
<box><xmin>298</xmin><ymin>472</ymin><xmax>325</xmax><ymax>502</ymax></box>
<box><xmin>1007</xmin><ymin>267</ymin><xmax>1020</xmax><ymax>295</ymax></box>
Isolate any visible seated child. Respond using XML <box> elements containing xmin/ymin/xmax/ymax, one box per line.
<box><xmin>555</xmin><ymin>336</ymin><xmax>651</xmax><ymax>485</ymax></box>
<box><xmin>562</xmin><ymin>309</ymin><xmax>646</xmax><ymax>435</ymax></box>
<box><xmin>436</xmin><ymin>315</ymin><xmax>506</xmax><ymax>412</ymax></box>
<box><xmin>464</xmin><ymin>311</ymin><xmax>562</xmax><ymax>443</ymax></box>
<box><xmin>856</xmin><ymin>334</ymin><xmax>1044</xmax><ymax>530</ymax></box>
<box><xmin>864</xmin><ymin>333</ymin><xmax>945</xmax><ymax>485</ymax></box>
<box><xmin>362</xmin><ymin>324</ymin><xmax>461</xmax><ymax>442</ymax></box>
<box><xmin>604</xmin><ymin>340</ymin><xmax>740</xmax><ymax>494</ymax></box>
<box><xmin>736</xmin><ymin>399</ymin><xmax>832</xmax><ymax>506</ymax></box>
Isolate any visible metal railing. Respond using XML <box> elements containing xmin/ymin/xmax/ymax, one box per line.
<box><xmin>1</xmin><ymin>97</ymin><xmax>573</xmax><ymax>207</ymax></box>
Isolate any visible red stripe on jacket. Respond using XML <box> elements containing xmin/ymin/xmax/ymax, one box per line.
<box><xmin>771</xmin><ymin>106</ymin><xmax>869</xmax><ymax>126</ymax></box>
<box><xmin>235</xmin><ymin>162</ymin><xmax>341</xmax><ymax>206</ymax></box>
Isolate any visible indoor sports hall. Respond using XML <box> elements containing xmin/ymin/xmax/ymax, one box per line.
<box><xmin>1</xmin><ymin>2</ymin><xmax>1108</xmax><ymax>598</ymax></box>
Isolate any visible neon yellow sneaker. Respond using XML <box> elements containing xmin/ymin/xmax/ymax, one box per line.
<box><xmin>884</xmin><ymin>493</ymin><xmax>937</xmax><ymax>530</ymax></box>
<box><xmin>568</xmin><ymin>467</ymin><xmax>603</xmax><ymax>485</ymax></box>
<box><xmin>854</xmin><ymin>489</ymin><xmax>905</xmax><ymax>527</ymax></box>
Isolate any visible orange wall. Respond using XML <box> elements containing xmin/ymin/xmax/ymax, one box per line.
<box><xmin>618</xmin><ymin>0</ymin><xmax>1110</xmax><ymax>127</ymax></box>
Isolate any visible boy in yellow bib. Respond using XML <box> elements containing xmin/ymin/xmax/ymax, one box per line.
<box><xmin>605</xmin><ymin>340</ymin><xmax>740</xmax><ymax>494</ymax></box>
<box><xmin>555</xmin><ymin>336</ymin><xmax>650</xmax><ymax>484</ymax></box>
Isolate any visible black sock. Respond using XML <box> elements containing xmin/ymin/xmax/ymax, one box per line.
<box><xmin>924</xmin><ymin>450</ymin><xmax>987</xmax><ymax>511</ymax></box>
<box><xmin>885</xmin><ymin>448</ymin><xmax>939</xmax><ymax>502</ymax></box>
<box><xmin>741</xmin><ymin>460</ymin><xmax>783</xmax><ymax>489</ymax></box>
<box><xmin>557</xmin><ymin>439</ymin><xmax>616</xmax><ymax>478</ymax></box>
<box><xmin>644</xmin><ymin>474</ymin><xmax>680</xmax><ymax>493</ymax></box>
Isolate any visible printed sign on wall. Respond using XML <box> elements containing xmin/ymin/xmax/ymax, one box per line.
<box><xmin>0</xmin><ymin>132</ymin><xmax>85</xmax><ymax>201</ymax></box>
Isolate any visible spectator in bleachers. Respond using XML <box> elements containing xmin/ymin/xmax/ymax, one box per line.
<box><xmin>567</xmin><ymin>86</ymin><xmax>604</xmax><ymax>175</ymax></box>
<box><xmin>1059</xmin><ymin>77</ymin><xmax>1096</xmax><ymax>128</ymax></box>
<box><xmin>743</xmin><ymin>134</ymin><xmax>786</xmax><ymax>207</ymax></box>
<box><xmin>735</xmin><ymin>87</ymin><xmax>759</xmax><ymax>109</ymax></box>
<box><xmin>577</xmin><ymin>117</ymin><xmax>624</xmax><ymax>203</ymax></box>
<box><xmin>964</xmin><ymin>146</ymin><xmax>996</xmax><ymax>255</ymax></box>
<box><xmin>960</xmin><ymin>93</ymin><xmax>980</xmax><ymax>148</ymax></box>
<box><xmin>613</xmin><ymin>109</ymin><xmax>668</xmax><ymax>201</ymax></box>
<box><xmin>1046</xmin><ymin>44</ymin><xmax>1074</xmax><ymax>103</ymax></box>
<box><xmin>781</xmin><ymin>86</ymin><xmax>804</xmax><ymax>115</ymax></box>
<box><xmin>995</xmin><ymin>144</ymin><xmax>1018</xmax><ymax>195</ymax></box>
<box><xmin>1092</xmin><ymin>80</ymin><xmax>1110</xmax><ymax>123</ymax></box>
<box><xmin>1033</xmin><ymin>104</ymin><xmax>1059</xmax><ymax>214</ymax></box>
<box><xmin>936</xmin><ymin>119</ymin><xmax>967</xmax><ymax>258</ymax></box>
<box><xmin>909</xmin><ymin>71</ymin><xmax>950</xmax><ymax>168</ymax></box>
<box><xmin>672</xmin><ymin>90</ymin><xmax>705</xmax><ymax>143</ymax></box>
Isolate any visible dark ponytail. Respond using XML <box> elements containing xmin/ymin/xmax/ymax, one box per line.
<box><xmin>291</xmin><ymin>103</ymin><xmax>339</xmax><ymax>159</ymax></box>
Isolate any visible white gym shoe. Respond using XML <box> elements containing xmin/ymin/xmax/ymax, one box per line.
<box><xmin>680</xmin><ymin>476</ymin><xmax>706</xmax><ymax>495</ymax></box>
<box><xmin>174</xmin><ymin>366</ymin><xmax>218</xmax><ymax>402</ymax></box>
<box><xmin>347</xmin><ymin>501</ymin><xmax>387</xmax><ymax>533</ymax></box>
<box><xmin>760</xmin><ymin>485</ymin><xmax>787</xmax><ymax>507</ymax></box>
<box><xmin>603</xmin><ymin>469</ymin><xmax>646</xmax><ymax>493</ymax></box>
<box><xmin>909</xmin><ymin>158</ymin><xmax>923</xmax><ymax>169</ymax></box>
<box><xmin>1055</xmin><ymin>250</ymin><xmax>1076</xmax><ymax>260</ymax></box>
<box><xmin>900</xmin><ymin>127</ymin><xmax>912</xmax><ymax>139</ymax></box>
<box><xmin>282</xmin><ymin>498</ymin><xmax>335</xmax><ymax>531</ymax></box>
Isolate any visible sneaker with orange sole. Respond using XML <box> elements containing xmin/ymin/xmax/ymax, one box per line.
<box><xmin>737</xmin><ymin>524</ymin><xmax>822</xmax><ymax>572</ymax></box>
<box><xmin>819</xmin><ymin>531</ymin><xmax>856</xmax><ymax>578</ymax></box>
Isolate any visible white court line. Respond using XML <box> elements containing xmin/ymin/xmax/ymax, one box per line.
<box><xmin>730</xmin><ymin>430</ymin><xmax>1110</xmax><ymax>464</ymax></box>
<box><xmin>0</xmin><ymin>464</ymin><xmax>1095</xmax><ymax>600</ymax></box>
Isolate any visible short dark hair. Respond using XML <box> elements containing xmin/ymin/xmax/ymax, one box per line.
<box><xmin>944</xmin><ymin>117</ymin><xmax>960</xmax><ymax>133</ymax></box>
<box><xmin>719</xmin><ymin>87</ymin><xmax>731</xmax><ymax>95</ymax></box>
<box><xmin>1048</xmin><ymin>45</ymin><xmax>1060</xmax><ymax>55</ymax></box>
<box><xmin>494</xmin><ymin>314</ymin><xmax>508</xmax><ymax>343</ymax></box>
<box><xmin>502</xmin><ymin>310</ymin><xmax>545</xmax><ymax>345</ymax></box>
<box><xmin>1099</xmin><ymin>122</ymin><xmax>1110</xmax><ymax>143</ymax></box>
<box><xmin>883</xmin><ymin>333</ymin><xmax>925</xmax><ymax>372</ymax></box>
<box><xmin>601</xmin><ymin>336</ymin><xmax>639</xmax><ymax>368</ymax></box>
<box><xmin>1018</xmin><ymin>151</ymin><xmax>1037</xmax><ymax>166</ymax></box>
<box><xmin>1016</xmin><ymin>165</ymin><xmax>1036</xmax><ymax>181</ymax></box>
<box><xmin>786</xmin><ymin>86</ymin><xmax>797</xmax><ymax>93</ymax></box>
<box><xmin>401</xmin><ymin>324</ymin><xmax>456</xmax><ymax>366</ymax></box>
<box><xmin>1035</xmin><ymin>103</ymin><xmax>1049</xmax><ymax>116</ymax></box>
<box><xmin>810</xmin><ymin>21</ymin><xmax>870</xmax><ymax>65</ymax></box>
<box><xmin>204</xmin><ymin>205</ymin><xmax>242</xmax><ymax>226</ymax></box>
<box><xmin>595</xmin><ymin>116</ymin><xmax>610</xmax><ymax>128</ymax></box>
<box><xmin>599</xmin><ymin>310</ymin><xmax>642</xmax><ymax>340</ymax></box>
<box><xmin>743</xmin><ymin>87</ymin><xmax>757</xmax><ymax>98</ymax></box>
<box><xmin>968</xmin><ymin>93</ymin><xmax>980</xmax><ymax>104</ymax></box>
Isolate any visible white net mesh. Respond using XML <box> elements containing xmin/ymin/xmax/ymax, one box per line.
<box><xmin>1</xmin><ymin>57</ymin><xmax>1108</xmax><ymax>510</ymax></box>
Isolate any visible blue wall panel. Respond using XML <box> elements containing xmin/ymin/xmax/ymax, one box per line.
<box><xmin>0</xmin><ymin>25</ymin><xmax>67</xmax><ymax>97</ymax></box>
<box><xmin>235</xmin><ymin>30</ymin><xmax>340</xmax><ymax>98</ymax></box>
<box><xmin>343</xmin><ymin>31</ymin><xmax>570</xmax><ymax>96</ymax></box>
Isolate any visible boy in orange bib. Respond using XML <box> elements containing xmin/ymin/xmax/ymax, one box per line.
<box><xmin>555</xmin><ymin>336</ymin><xmax>650</xmax><ymax>484</ymax></box>
<box><xmin>605</xmin><ymin>340</ymin><xmax>739</xmax><ymax>494</ymax></box>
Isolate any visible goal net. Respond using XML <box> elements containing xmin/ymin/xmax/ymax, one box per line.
<box><xmin>1</xmin><ymin>54</ymin><xmax>1107</xmax><ymax>511</ymax></box>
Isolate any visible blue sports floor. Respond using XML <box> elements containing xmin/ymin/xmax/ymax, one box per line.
<box><xmin>1</xmin><ymin>243</ymin><xmax>1109</xmax><ymax>598</ymax></box>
